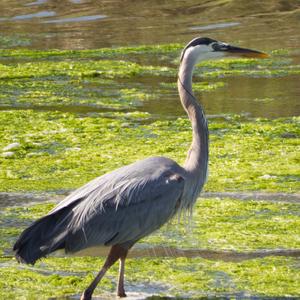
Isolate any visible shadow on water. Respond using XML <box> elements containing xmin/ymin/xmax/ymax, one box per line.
<box><xmin>74</xmin><ymin>246</ymin><xmax>300</xmax><ymax>262</ymax></box>
<box><xmin>2</xmin><ymin>246</ymin><xmax>300</xmax><ymax>263</ymax></box>
<box><xmin>51</xmin><ymin>294</ymin><xmax>181</xmax><ymax>300</ymax></box>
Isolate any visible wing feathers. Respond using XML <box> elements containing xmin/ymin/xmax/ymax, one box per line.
<box><xmin>65</xmin><ymin>170</ymin><xmax>184</xmax><ymax>252</ymax></box>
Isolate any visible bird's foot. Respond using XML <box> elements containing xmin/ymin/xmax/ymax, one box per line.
<box><xmin>80</xmin><ymin>289</ymin><xmax>93</xmax><ymax>300</ymax></box>
<box><xmin>117</xmin><ymin>290</ymin><xmax>127</xmax><ymax>298</ymax></box>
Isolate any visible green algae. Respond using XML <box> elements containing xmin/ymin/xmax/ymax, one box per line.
<box><xmin>160</xmin><ymin>81</ymin><xmax>226</xmax><ymax>92</ymax></box>
<box><xmin>0</xmin><ymin>60</ymin><xmax>172</xmax><ymax>80</ymax></box>
<box><xmin>145</xmin><ymin>198</ymin><xmax>300</xmax><ymax>251</ymax></box>
<box><xmin>0</xmin><ymin>111</ymin><xmax>299</xmax><ymax>193</ymax></box>
<box><xmin>0</xmin><ymin>43</ymin><xmax>182</xmax><ymax>60</ymax></box>
<box><xmin>0</xmin><ymin>44</ymin><xmax>299</xmax><ymax>299</ymax></box>
<box><xmin>1</xmin><ymin>199</ymin><xmax>299</xmax><ymax>295</ymax></box>
<box><xmin>0</xmin><ymin>58</ymin><xmax>169</xmax><ymax>109</ymax></box>
<box><xmin>1</xmin><ymin>110</ymin><xmax>297</xmax><ymax>299</ymax></box>
<box><xmin>1</xmin><ymin>198</ymin><xmax>300</xmax><ymax>256</ymax></box>
<box><xmin>1</xmin><ymin>198</ymin><xmax>300</xmax><ymax>298</ymax></box>
<box><xmin>0</xmin><ymin>43</ymin><xmax>288</xmax><ymax>61</ymax></box>
<box><xmin>194</xmin><ymin>57</ymin><xmax>300</xmax><ymax>79</ymax></box>
<box><xmin>0</xmin><ymin>259</ymin><xmax>101</xmax><ymax>300</ymax></box>
<box><xmin>0</xmin><ymin>45</ymin><xmax>299</xmax><ymax>112</ymax></box>
<box><xmin>0</xmin><ymin>35</ymin><xmax>31</xmax><ymax>48</ymax></box>
<box><xmin>0</xmin><ymin>255</ymin><xmax>299</xmax><ymax>299</ymax></box>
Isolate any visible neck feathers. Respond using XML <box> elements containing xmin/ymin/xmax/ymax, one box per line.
<box><xmin>178</xmin><ymin>54</ymin><xmax>209</xmax><ymax>184</ymax></box>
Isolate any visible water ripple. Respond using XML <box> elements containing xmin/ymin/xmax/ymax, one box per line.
<box><xmin>11</xmin><ymin>11</ymin><xmax>56</xmax><ymax>21</ymax></box>
<box><xmin>43</xmin><ymin>15</ymin><xmax>107</xmax><ymax>24</ymax></box>
<box><xmin>190</xmin><ymin>22</ymin><xmax>240</xmax><ymax>31</ymax></box>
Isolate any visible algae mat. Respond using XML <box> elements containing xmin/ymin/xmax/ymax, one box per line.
<box><xmin>0</xmin><ymin>45</ymin><xmax>299</xmax><ymax>299</ymax></box>
<box><xmin>0</xmin><ymin>110</ymin><xmax>299</xmax><ymax>193</ymax></box>
<box><xmin>1</xmin><ymin>197</ymin><xmax>300</xmax><ymax>299</ymax></box>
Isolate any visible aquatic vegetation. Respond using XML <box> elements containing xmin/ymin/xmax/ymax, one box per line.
<box><xmin>0</xmin><ymin>45</ymin><xmax>299</xmax><ymax>112</ymax></box>
<box><xmin>0</xmin><ymin>254</ymin><xmax>299</xmax><ymax>299</ymax></box>
<box><xmin>0</xmin><ymin>110</ymin><xmax>299</xmax><ymax>193</ymax></box>
<box><xmin>1</xmin><ymin>196</ymin><xmax>300</xmax><ymax>299</ymax></box>
<box><xmin>0</xmin><ymin>59</ymin><xmax>172</xmax><ymax>80</ymax></box>
<box><xmin>1</xmin><ymin>197</ymin><xmax>300</xmax><ymax>256</ymax></box>
<box><xmin>0</xmin><ymin>43</ymin><xmax>182</xmax><ymax>60</ymax></box>
<box><xmin>0</xmin><ymin>44</ymin><xmax>299</xmax><ymax>299</ymax></box>
<box><xmin>146</xmin><ymin>198</ymin><xmax>300</xmax><ymax>250</ymax></box>
<box><xmin>0</xmin><ymin>35</ymin><xmax>31</xmax><ymax>48</ymax></box>
<box><xmin>160</xmin><ymin>81</ymin><xmax>226</xmax><ymax>92</ymax></box>
<box><xmin>0</xmin><ymin>57</ymin><xmax>170</xmax><ymax>109</ymax></box>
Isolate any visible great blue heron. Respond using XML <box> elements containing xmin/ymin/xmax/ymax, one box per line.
<box><xmin>13</xmin><ymin>37</ymin><xmax>267</xmax><ymax>300</ymax></box>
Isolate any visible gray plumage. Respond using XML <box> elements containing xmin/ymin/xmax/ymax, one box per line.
<box><xmin>14</xmin><ymin>38</ymin><xmax>210</xmax><ymax>266</ymax></box>
<box><xmin>13</xmin><ymin>37</ymin><xmax>267</xmax><ymax>299</ymax></box>
<box><xmin>14</xmin><ymin>157</ymin><xmax>189</xmax><ymax>264</ymax></box>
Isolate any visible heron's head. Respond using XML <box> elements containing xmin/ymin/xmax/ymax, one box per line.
<box><xmin>180</xmin><ymin>37</ymin><xmax>268</xmax><ymax>64</ymax></box>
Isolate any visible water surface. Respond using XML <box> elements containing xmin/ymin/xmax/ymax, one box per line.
<box><xmin>0</xmin><ymin>2</ymin><xmax>299</xmax><ymax>298</ymax></box>
<box><xmin>0</xmin><ymin>0</ymin><xmax>299</xmax><ymax>117</ymax></box>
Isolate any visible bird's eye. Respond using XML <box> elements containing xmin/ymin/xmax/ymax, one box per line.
<box><xmin>212</xmin><ymin>42</ymin><xmax>229</xmax><ymax>51</ymax></box>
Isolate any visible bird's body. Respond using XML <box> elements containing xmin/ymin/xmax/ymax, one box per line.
<box><xmin>15</xmin><ymin>156</ymin><xmax>188</xmax><ymax>264</ymax></box>
<box><xmin>13</xmin><ymin>37</ymin><xmax>267</xmax><ymax>299</ymax></box>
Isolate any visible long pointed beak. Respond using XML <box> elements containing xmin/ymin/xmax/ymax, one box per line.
<box><xmin>213</xmin><ymin>42</ymin><xmax>269</xmax><ymax>58</ymax></box>
<box><xmin>225</xmin><ymin>45</ymin><xmax>269</xmax><ymax>58</ymax></box>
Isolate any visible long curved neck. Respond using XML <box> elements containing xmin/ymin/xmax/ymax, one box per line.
<box><xmin>178</xmin><ymin>55</ymin><xmax>208</xmax><ymax>182</ymax></box>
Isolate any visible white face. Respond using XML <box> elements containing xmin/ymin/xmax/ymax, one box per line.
<box><xmin>183</xmin><ymin>43</ymin><xmax>226</xmax><ymax>63</ymax></box>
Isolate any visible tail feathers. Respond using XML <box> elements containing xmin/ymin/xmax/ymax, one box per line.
<box><xmin>13</xmin><ymin>206</ymin><xmax>73</xmax><ymax>265</ymax></box>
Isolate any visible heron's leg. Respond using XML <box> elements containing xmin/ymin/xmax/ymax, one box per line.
<box><xmin>117</xmin><ymin>255</ymin><xmax>127</xmax><ymax>297</ymax></box>
<box><xmin>80</xmin><ymin>245</ymin><xmax>128</xmax><ymax>300</ymax></box>
<box><xmin>80</xmin><ymin>265</ymin><xmax>108</xmax><ymax>300</ymax></box>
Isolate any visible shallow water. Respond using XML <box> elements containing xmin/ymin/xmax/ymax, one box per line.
<box><xmin>0</xmin><ymin>1</ymin><xmax>299</xmax><ymax>299</ymax></box>
<box><xmin>74</xmin><ymin>245</ymin><xmax>300</xmax><ymax>262</ymax></box>
<box><xmin>1</xmin><ymin>0</ymin><xmax>300</xmax><ymax>51</ymax></box>
<box><xmin>0</xmin><ymin>0</ymin><xmax>300</xmax><ymax>117</ymax></box>
<box><xmin>1</xmin><ymin>191</ymin><xmax>299</xmax><ymax>209</ymax></box>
